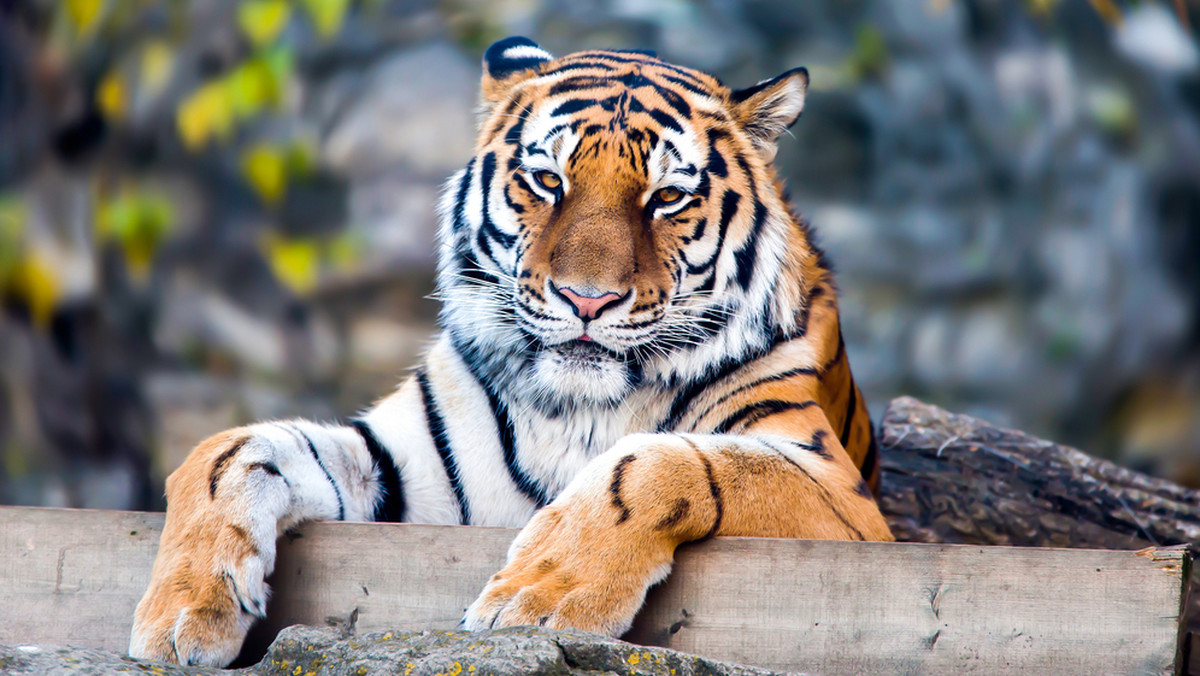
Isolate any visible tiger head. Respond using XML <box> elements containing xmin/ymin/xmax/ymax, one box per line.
<box><xmin>438</xmin><ymin>37</ymin><xmax>825</xmax><ymax>411</ymax></box>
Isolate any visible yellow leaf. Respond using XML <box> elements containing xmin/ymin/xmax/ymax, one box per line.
<box><xmin>241</xmin><ymin>144</ymin><xmax>288</xmax><ymax>205</ymax></box>
<box><xmin>299</xmin><ymin>0</ymin><xmax>351</xmax><ymax>39</ymax></box>
<box><xmin>15</xmin><ymin>253</ymin><xmax>61</xmax><ymax>328</ymax></box>
<box><xmin>263</xmin><ymin>234</ymin><xmax>320</xmax><ymax>295</ymax></box>
<box><xmin>97</xmin><ymin>70</ymin><xmax>127</xmax><ymax>121</ymax></box>
<box><xmin>65</xmin><ymin>0</ymin><xmax>104</xmax><ymax>34</ymax></box>
<box><xmin>140</xmin><ymin>41</ymin><xmax>175</xmax><ymax>96</ymax></box>
<box><xmin>177</xmin><ymin>81</ymin><xmax>233</xmax><ymax>150</ymax></box>
<box><xmin>226</xmin><ymin>61</ymin><xmax>271</xmax><ymax>119</ymax></box>
<box><xmin>237</xmin><ymin>0</ymin><xmax>292</xmax><ymax>48</ymax></box>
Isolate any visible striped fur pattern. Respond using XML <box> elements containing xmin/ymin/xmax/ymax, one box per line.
<box><xmin>129</xmin><ymin>38</ymin><xmax>893</xmax><ymax>666</ymax></box>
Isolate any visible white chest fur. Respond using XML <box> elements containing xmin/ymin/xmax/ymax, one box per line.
<box><xmin>512</xmin><ymin>387</ymin><xmax>671</xmax><ymax>498</ymax></box>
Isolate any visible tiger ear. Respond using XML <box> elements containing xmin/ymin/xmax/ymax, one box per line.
<box><xmin>730</xmin><ymin>67</ymin><xmax>808</xmax><ymax>161</ymax></box>
<box><xmin>482</xmin><ymin>36</ymin><xmax>553</xmax><ymax>105</ymax></box>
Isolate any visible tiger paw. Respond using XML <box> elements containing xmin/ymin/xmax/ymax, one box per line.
<box><xmin>463</xmin><ymin>507</ymin><xmax>670</xmax><ymax>635</ymax></box>
<box><xmin>129</xmin><ymin>431</ymin><xmax>276</xmax><ymax>666</ymax></box>
<box><xmin>460</xmin><ymin>439</ymin><xmax>696</xmax><ymax>633</ymax></box>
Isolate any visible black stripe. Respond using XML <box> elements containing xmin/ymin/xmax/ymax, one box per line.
<box><xmin>453</xmin><ymin>337</ymin><xmax>552</xmax><ymax>507</ymax></box>
<box><xmin>209</xmin><ymin>436</ymin><xmax>251</xmax><ymax>499</ymax></box>
<box><xmin>679</xmin><ymin>437</ymin><xmax>723</xmax><ymax>539</ymax></box>
<box><xmin>451</xmin><ymin>159</ymin><xmax>475</xmax><ymax>232</ymax></box>
<box><xmin>416</xmin><ymin>370</ymin><xmax>471</xmax><ymax>525</ymax></box>
<box><xmin>706</xmin><ymin>128</ymin><xmax>729</xmax><ymax>177</ymax></box>
<box><xmin>685</xmin><ymin>189</ymin><xmax>740</xmax><ymax>275</ymax></box>
<box><xmin>609</xmin><ymin>454</ymin><xmax>635</xmax><ymax>525</ymax></box>
<box><xmin>289</xmin><ymin>424</ymin><xmax>345</xmax><ymax>522</ymax></box>
<box><xmin>661</xmin><ymin>74</ymin><xmax>713</xmax><ymax>97</ymax></box>
<box><xmin>792</xmin><ymin>429</ymin><xmax>833</xmax><ymax>461</ymax></box>
<box><xmin>728</xmin><ymin>156</ymin><xmax>761</xmax><ymax>289</ymax></box>
<box><xmin>657</xmin><ymin>328</ymin><xmax>798</xmax><ymax>432</ymax></box>
<box><xmin>840</xmin><ymin>381</ymin><xmax>858</xmax><ymax>450</ymax></box>
<box><xmin>551</xmin><ymin>98</ymin><xmax>598</xmax><ymax>117</ymax></box>
<box><xmin>690</xmin><ymin>365</ymin><xmax>820</xmax><ymax>429</ymax></box>
<box><xmin>546</xmin><ymin>60</ymin><xmax>622</xmax><ymax>75</ymax></box>
<box><xmin>504</xmin><ymin>111</ymin><xmax>528</xmax><ymax>145</ymax></box>
<box><xmin>246</xmin><ymin>461</ymin><xmax>281</xmax><ymax>477</ymax></box>
<box><xmin>822</xmin><ymin>330</ymin><xmax>846</xmax><ymax>373</ymax></box>
<box><xmin>854</xmin><ymin>479</ymin><xmax>873</xmax><ymax>499</ymax></box>
<box><xmin>713</xmin><ymin>399</ymin><xmax>818</xmax><ymax>434</ymax></box>
<box><xmin>548</xmin><ymin>76</ymin><xmax>613</xmax><ymax>95</ymax></box>
<box><xmin>648</xmin><ymin>108</ymin><xmax>683</xmax><ymax>133</ymax></box>
<box><xmin>861</xmin><ymin>428</ymin><xmax>879</xmax><ymax>484</ymax></box>
<box><xmin>793</xmin><ymin>283</ymin><xmax>824</xmax><ymax>339</ymax></box>
<box><xmin>660</xmin><ymin>355</ymin><xmax>750</xmax><ymax>433</ymax></box>
<box><xmin>561</xmin><ymin>52</ymin><xmax>711</xmax><ymax>86</ymax></box>
<box><xmin>351</xmin><ymin>419</ymin><xmax>405</xmax><ymax>523</ymax></box>
<box><xmin>478</xmin><ymin>152</ymin><xmax>517</xmax><ymax>248</ymax></box>
<box><xmin>733</xmin><ymin>200</ymin><xmax>768</xmax><ymax>290</ymax></box>
<box><xmin>759</xmin><ymin>439</ymin><xmax>865</xmax><ymax>540</ymax></box>
<box><xmin>655</xmin><ymin>86</ymin><xmax>692</xmax><ymax>117</ymax></box>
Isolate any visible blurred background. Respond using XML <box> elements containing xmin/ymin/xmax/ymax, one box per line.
<box><xmin>0</xmin><ymin>0</ymin><xmax>1198</xmax><ymax>510</ymax></box>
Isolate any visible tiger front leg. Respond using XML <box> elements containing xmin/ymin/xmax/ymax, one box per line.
<box><xmin>462</xmin><ymin>431</ymin><xmax>892</xmax><ymax>635</ymax></box>
<box><xmin>129</xmin><ymin>422</ymin><xmax>380</xmax><ymax>666</ymax></box>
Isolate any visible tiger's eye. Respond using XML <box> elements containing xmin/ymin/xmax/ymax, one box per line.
<box><xmin>655</xmin><ymin>187</ymin><xmax>684</xmax><ymax>204</ymax></box>
<box><xmin>534</xmin><ymin>171</ymin><xmax>562</xmax><ymax>190</ymax></box>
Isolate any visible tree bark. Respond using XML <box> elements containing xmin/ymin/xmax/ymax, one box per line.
<box><xmin>877</xmin><ymin>396</ymin><xmax>1200</xmax><ymax>549</ymax></box>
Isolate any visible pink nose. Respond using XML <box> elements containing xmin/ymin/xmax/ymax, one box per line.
<box><xmin>554</xmin><ymin>285</ymin><xmax>624</xmax><ymax>320</ymax></box>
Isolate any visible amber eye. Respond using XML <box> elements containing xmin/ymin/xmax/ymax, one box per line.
<box><xmin>534</xmin><ymin>171</ymin><xmax>562</xmax><ymax>191</ymax></box>
<box><xmin>654</xmin><ymin>187</ymin><xmax>684</xmax><ymax>205</ymax></box>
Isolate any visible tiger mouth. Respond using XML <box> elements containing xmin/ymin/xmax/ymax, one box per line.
<box><xmin>551</xmin><ymin>338</ymin><xmax>627</xmax><ymax>363</ymax></box>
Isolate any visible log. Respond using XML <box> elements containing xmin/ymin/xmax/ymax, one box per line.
<box><xmin>877</xmin><ymin>396</ymin><xmax>1200</xmax><ymax>549</ymax></box>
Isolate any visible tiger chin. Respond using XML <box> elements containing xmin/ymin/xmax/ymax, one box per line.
<box><xmin>129</xmin><ymin>37</ymin><xmax>894</xmax><ymax>667</ymax></box>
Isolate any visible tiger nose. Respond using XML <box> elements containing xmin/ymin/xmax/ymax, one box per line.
<box><xmin>552</xmin><ymin>283</ymin><xmax>624</xmax><ymax>320</ymax></box>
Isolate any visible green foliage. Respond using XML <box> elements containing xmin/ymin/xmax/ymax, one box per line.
<box><xmin>299</xmin><ymin>0</ymin><xmax>352</xmax><ymax>39</ymax></box>
<box><xmin>177</xmin><ymin>46</ymin><xmax>295</xmax><ymax>150</ymax></box>
<box><xmin>96</xmin><ymin>189</ymin><xmax>176</xmax><ymax>279</ymax></box>
<box><xmin>262</xmin><ymin>229</ymin><xmax>364</xmax><ymax>297</ymax></box>
<box><xmin>0</xmin><ymin>195</ymin><xmax>61</xmax><ymax>326</ymax></box>
<box><xmin>849</xmin><ymin>25</ymin><xmax>889</xmax><ymax>80</ymax></box>
<box><xmin>238</xmin><ymin>0</ymin><xmax>293</xmax><ymax>47</ymax></box>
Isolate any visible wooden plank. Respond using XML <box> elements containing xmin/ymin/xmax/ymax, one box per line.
<box><xmin>627</xmin><ymin>540</ymin><xmax>1189</xmax><ymax>675</ymax></box>
<box><xmin>0</xmin><ymin>506</ymin><xmax>1187</xmax><ymax>674</ymax></box>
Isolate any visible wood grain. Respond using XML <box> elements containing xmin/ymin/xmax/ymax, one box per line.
<box><xmin>0</xmin><ymin>506</ymin><xmax>1187</xmax><ymax>674</ymax></box>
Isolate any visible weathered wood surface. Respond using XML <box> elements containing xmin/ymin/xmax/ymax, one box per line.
<box><xmin>878</xmin><ymin>396</ymin><xmax>1200</xmax><ymax>549</ymax></box>
<box><xmin>0</xmin><ymin>506</ymin><xmax>1187</xmax><ymax>675</ymax></box>
<box><xmin>878</xmin><ymin>397</ymin><xmax>1200</xmax><ymax>674</ymax></box>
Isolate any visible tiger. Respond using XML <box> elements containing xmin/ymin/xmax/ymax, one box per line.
<box><xmin>128</xmin><ymin>36</ymin><xmax>894</xmax><ymax>667</ymax></box>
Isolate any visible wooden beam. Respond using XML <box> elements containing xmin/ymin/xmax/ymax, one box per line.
<box><xmin>0</xmin><ymin>506</ymin><xmax>1188</xmax><ymax>674</ymax></box>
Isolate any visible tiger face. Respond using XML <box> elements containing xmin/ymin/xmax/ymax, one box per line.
<box><xmin>438</xmin><ymin>38</ymin><xmax>811</xmax><ymax>411</ymax></box>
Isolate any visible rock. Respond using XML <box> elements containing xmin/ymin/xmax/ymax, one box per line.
<box><xmin>0</xmin><ymin>643</ymin><xmax>200</xmax><ymax>675</ymax></box>
<box><xmin>0</xmin><ymin>625</ymin><xmax>793</xmax><ymax>676</ymax></box>
<box><xmin>321</xmin><ymin>42</ymin><xmax>477</xmax><ymax>178</ymax></box>
<box><xmin>1114</xmin><ymin>3</ymin><xmax>1200</xmax><ymax>75</ymax></box>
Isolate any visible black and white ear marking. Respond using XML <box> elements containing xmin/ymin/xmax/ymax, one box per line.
<box><xmin>730</xmin><ymin>67</ymin><xmax>809</xmax><ymax>159</ymax></box>
<box><xmin>484</xmin><ymin>36</ymin><xmax>553</xmax><ymax>82</ymax></box>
